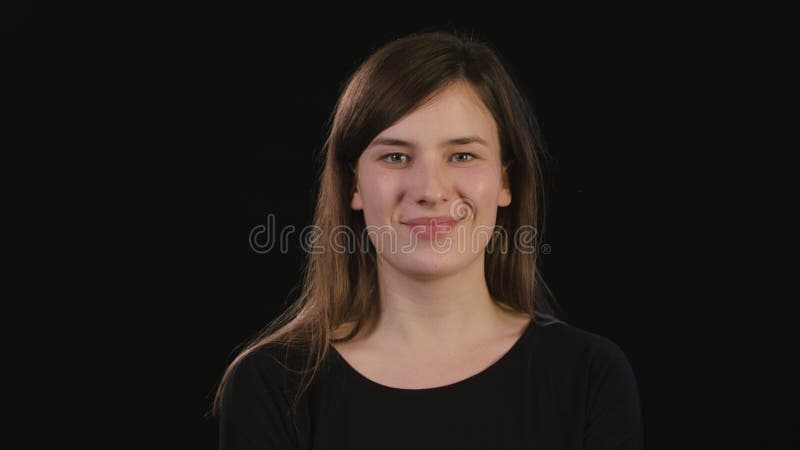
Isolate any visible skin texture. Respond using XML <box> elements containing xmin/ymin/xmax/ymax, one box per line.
<box><xmin>337</xmin><ymin>80</ymin><xmax>530</xmax><ymax>389</ymax></box>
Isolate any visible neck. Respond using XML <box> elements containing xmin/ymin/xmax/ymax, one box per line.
<box><xmin>371</xmin><ymin>253</ymin><xmax>513</xmax><ymax>357</ymax></box>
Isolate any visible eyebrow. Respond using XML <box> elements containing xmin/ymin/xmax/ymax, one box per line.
<box><xmin>368</xmin><ymin>136</ymin><xmax>489</xmax><ymax>149</ymax></box>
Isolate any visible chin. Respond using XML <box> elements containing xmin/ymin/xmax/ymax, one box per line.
<box><xmin>384</xmin><ymin>251</ymin><xmax>472</xmax><ymax>278</ymax></box>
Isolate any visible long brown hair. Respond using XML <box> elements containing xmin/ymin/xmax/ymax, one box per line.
<box><xmin>210</xmin><ymin>27</ymin><xmax>563</xmax><ymax>420</ymax></box>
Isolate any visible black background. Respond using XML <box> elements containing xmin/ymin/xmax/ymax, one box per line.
<box><xmin>7</xmin><ymin>2</ymin><xmax>779</xmax><ymax>449</ymax></box>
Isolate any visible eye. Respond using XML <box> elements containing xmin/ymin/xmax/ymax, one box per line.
<box><xmin>380</xmin><ymin>152</ymin><xmax>409</xmax><ymax>164</ymax></box>
<box><xmin>379</xmin><ymin>152</ymin><xmax>477</xmax><ymax>165</ymax></box>
<box><xmin>451</xmin><ymin>152</ymin><xmax>476</xmax><ymax>163</ymax></box>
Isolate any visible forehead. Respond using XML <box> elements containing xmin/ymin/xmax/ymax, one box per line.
<box><xmin>374</xmin><ymin>81</ymin><xmax>499</xmax><ymax>148</ymax></box>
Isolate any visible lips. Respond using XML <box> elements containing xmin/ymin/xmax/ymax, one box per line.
<box><xmin>400</xmin><ymin>215</ymin><xmax>460</xmax><ymax>239</ymax></box>
<box><xmin>401</xmin><ymin>216</ymin><xmax>458</xmax><ymax>227</ymax></box>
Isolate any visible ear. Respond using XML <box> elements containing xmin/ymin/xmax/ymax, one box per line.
<box><xmin>498</xmin><ymin>162</ymin><xmax>512</xmax><ymax>207</ymax></box>
<box><xmin>350</xmin><ymin>167</ymin><xmax>363</xmax><ymax>211</ymax></box>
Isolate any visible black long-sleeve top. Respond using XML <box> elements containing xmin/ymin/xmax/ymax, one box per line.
<box><xmin>218</xmin><ymin>313</ymin><xmax>643</xmax><ymax>449</ymax></box>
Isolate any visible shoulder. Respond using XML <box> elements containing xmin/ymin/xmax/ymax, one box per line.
<box><xmin>527</xmin><ymin>313</ymin><xmax>641</xmax><ymax>397</ymax></box>
<box><xmin>218</xmin><ymin>343</ymin><xmax>308</xmax><ymax>450</ymax></box>
<box><xmin>225</xmin><ymin>343</ymin><xmax>307</xmax><ymax>396</ymax></box>
<box><xmin>531</xmin><ymin>313</ymin><xmax>634</xmax><ymax>368</ymax></box>
<box><xmin>529</xmin><ymin>313</ymin><xmax>643</xmax><ymax>448</ymax></box>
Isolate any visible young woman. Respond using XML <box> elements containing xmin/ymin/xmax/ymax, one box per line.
<box><xmin>214</xmin><ymin>29</ymin><xmax>643</xmax><ymax>450</ymax></box>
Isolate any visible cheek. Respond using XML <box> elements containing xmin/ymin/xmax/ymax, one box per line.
<box><xmin>360</xmin><ymin>174</ymin><xmax>397</xmax><ymax>216</ymax></box>
<box><xmin>457</xmin><ymin>170</ymin><xmax>502</xmax><ymax>205</ymax></box>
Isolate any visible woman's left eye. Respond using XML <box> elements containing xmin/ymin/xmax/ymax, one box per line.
<box><xmin>451</xmin><ymin>152</ymin><xmax>476</xmax><ymax>162</ymax></box>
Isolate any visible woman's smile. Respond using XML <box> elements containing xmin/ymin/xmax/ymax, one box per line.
<box><xmin>401</xmin><ymin>220</ymin><xmax>460</xmax><ymax>240</ymax></box>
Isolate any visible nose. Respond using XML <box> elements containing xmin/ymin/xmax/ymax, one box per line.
<box><xmin>409</xmin><ymin>155</ymin><xmax>452</xmax><ymax>206</ymax></box>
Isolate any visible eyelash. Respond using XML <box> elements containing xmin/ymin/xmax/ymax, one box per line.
<box><xmin>380</xmin><ymin>152</ymin><xmax>477</xmax><ymax>164</ymax></box>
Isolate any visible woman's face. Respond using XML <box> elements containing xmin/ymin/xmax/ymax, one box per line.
<box><xmin>351</xmin><ymin>80</ymin><xmax>511</xmax><ymax>278</ymax></box>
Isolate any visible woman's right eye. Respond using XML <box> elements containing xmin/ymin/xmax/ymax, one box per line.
<box><xmin>381</xmin><ymin>153</ymin><xmax>409</xmax><ymax>164</ymax></box>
